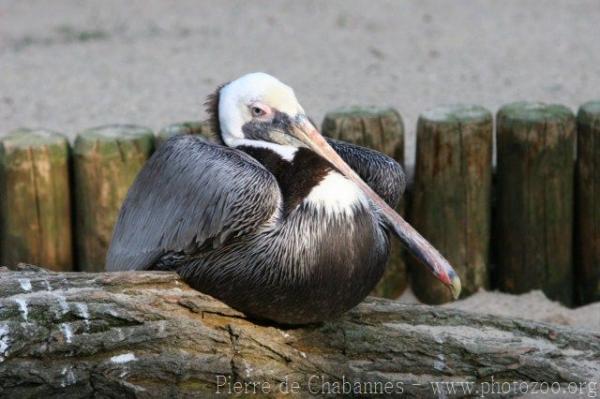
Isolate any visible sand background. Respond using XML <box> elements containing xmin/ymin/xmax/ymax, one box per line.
<box><xmin>1</xmin><ymin>0</ymin><xmax>599</xmax><ymax>331</ymax></box>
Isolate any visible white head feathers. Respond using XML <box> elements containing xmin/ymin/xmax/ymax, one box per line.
<box><xmin>218</xmin><ymin>72</ymin><xmax>304</xmax><ymax>145</ymax></box>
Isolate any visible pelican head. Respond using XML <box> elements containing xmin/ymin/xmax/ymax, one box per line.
<box><xmin>210</xmin><ymin>72</ymin><xmax>309</xmax><ymax>149</ymax></box>
<box><xmin>207</xmin><ymin>72</ymin><xmax>462</xmax><ymax>299</ymax></box>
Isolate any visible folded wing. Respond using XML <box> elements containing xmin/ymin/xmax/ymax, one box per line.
<box><xmin>106</xmin><ymin>135</ymin><xmax>281</xmax><ymax>271</ymax></box>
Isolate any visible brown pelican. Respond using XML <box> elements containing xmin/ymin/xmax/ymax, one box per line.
<box><xmin>107</xmin><ymin>73</ymin><xmax>460</xmax><ymax>324</ymax></box>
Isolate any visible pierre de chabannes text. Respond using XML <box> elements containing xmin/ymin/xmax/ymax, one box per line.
<box><xmin>215</xmin><ymin>375</ymin><xmax>598</xmax><ymax>397</ymax></box>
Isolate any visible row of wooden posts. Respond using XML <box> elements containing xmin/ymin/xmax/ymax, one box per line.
<box><xmin>0</xmin><ymin>101</ymin><xmax>598</xmax><ymax>306</ymax></box>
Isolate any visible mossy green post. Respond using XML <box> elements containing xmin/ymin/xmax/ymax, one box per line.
<box><xmin>322</xmin><ymin>106</ymin><xmax>406</xmax><ymax>298</ymax></box>
<box><xmin>73</xmin><ymin>125</ymin><xmax>154</xmax><ymax>272</ymax></box>
<box><xmin>496</xmin><ymin>102</ymin><xmax>575</xmax><ymax>305</ymax></box>
<box><xmin>575</xmin><ymin>101</ymin><xmax>600</xmax><ymax>305</ymax></box>
<box><xmin>0</xmin><ymin>129</ymin><xmax>73</xmax><ymax>270</ymax></box>
<box><xmin>156</xmin><ymin>120</ymin><xmax>215</xmax><ymax>147</ymax></box>
<box><xmin>409</xmin><ymin>105</ymin><xmax>493</xmax><ymax>304</ymax></box>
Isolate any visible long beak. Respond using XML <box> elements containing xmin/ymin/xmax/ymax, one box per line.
<box><xmin>290</xmin><ymin>115</ymin><xmax>461</xmax><ymax>299</ymax></box>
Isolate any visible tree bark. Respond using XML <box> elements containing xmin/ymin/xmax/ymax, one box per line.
<box><xmin>0</xmin><ymin>266</ymin><xmax>598</xmax><ymax>398</ymax></box>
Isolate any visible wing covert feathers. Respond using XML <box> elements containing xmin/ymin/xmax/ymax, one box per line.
<box><xmin>106</xmin><ymin>135</ymin><xmax>280</xmax><ymax>271</ymax></box>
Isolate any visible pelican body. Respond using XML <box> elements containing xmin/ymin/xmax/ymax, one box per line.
<box><xmin>107</xmin><ymin>73</ymin><xmax>460</xmax><ymax>324</ymax></box>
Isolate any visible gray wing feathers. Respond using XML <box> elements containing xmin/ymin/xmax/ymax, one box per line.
<box><xmin>106</xmin><ymin>135</ymin><xmax>280</xmax><ymax>271</ymax></box>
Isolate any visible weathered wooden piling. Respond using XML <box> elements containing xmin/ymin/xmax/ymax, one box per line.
<box><xmin>409</xmin><ymin>105</ymin><xmax>493</xmax><ymax>304</ymax></box>
<box><xmin>0</xmin><ymin>129</ymin><xmax>73</xmax><ymax>270</ymax></box>
<box><xmin>322</xmin><ymin>106</ymin><xmax>406</xmax><ymax>298</ymax></box>
<box><xmin>73</xmin><ymin>125</ymin><xmax>154</xmax><ymax>272</ymax></box>
<box><xmin>495</xmin><ymin>102</ymin><xmax>575</xmax><ymax>305</ymax></box>
<box><xmin>575</xmin><ymin>101</ymin><xmax>600</xmax><ymax>305</ymax></box>
<box><xmin>155</xmin><ymin>120</ymin><xmax>214</xmax><ymax>146</ymax></box>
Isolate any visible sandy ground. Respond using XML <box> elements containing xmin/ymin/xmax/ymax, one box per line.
<box><xmin>399</xmin><ymin>287</ymin><xmax>600</xmax><ymax>332</ymax></box>
<box><xmin>1</xmin><ymin>1</ymin><xmax>599</xmax><ymax>331</ymax></box>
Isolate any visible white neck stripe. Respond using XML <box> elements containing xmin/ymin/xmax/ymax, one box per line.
<box><xmin>304</xmin><ymin>170</ymin><xmax>367</xmax><ymax>217</ymax></box>
<box><xmin>231</xmin><ymin>138</ymin><xmax>298</xmax><ymax>161</ymax></box>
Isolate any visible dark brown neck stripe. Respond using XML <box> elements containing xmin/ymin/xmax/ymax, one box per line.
<box><xmin>238</xmin><ymin>146</ymin><xmax>332</xmax><ymax>214</ymax></box>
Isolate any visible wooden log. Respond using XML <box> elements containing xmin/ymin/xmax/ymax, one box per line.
<box><xmin>73</xmin><ymin>125</ymin><xmax>154</xmax><ymax>272</ymax></box>
<box><xmin>409</xmin><ymin>105</ymin><xmax>493</xmax><ymax>304</ymax></box>
<box><xmin>495</xmin><ymin>102</ymin><xmax>575</xmax><ymax>305</ymax></box>
<box><xmin>155</xmin><ymin>120</ymin><xmax>214</xmax><ymax>147</ymax></box>
<box><xmin>322</xmin><ymin>106</ymin><xmax>406</xmax><ymax>298</ymax></box>
<box><xmin>0</xmin><ymin>265</ymin><xmax>598</xmax><ymax>398</ymax></box>
<box><xmin>0</xmin><ymin>129</ymin><xmax>73</xmax><ymax>271</ymax></box>
<box><xmin>575</xmin><ymin>101</ymin><xmax>600</xmax><ymax>305</ymax></box>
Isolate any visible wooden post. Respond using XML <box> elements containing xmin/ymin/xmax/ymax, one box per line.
<box><xmin>156</xmin><ymin>121</ymin><xmax>214</xmax><ymax>146</ymax></box>
<box><xmin>409</xmin><ymin>105</ymin><xmax>493</xmax><ymax>304</ymax></box>
<box><xmin>73</xmin><ymin>125</ymin><xmax>154</xmax><ymax>272</ymax></box>
<box><xmin>496</xmin><ymin>102</ymin><xmax>575</xmax><ymax>305</ymax></box>
<box><xmin>322</xmin><ymin>106</ymin><xmax>406</xmax><ymax>298</ymax></box>
<box><xmin>0</xmin><ymin>129</ymin><xmax>73</xmax><ymax>271</ymax></box>
<box><xmin>575</xmin><ymin>101</ymin><xmax>600</xmax><ymax>305</ymax></box>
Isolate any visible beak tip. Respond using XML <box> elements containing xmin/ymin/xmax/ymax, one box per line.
<box><xmin>449</xmin><ymin>273</ymin><xmax>462</xmax><ymax>300</ymax></box>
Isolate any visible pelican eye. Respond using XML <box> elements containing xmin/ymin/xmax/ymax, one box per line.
<box><xmin>251</xmin><ymin>106</ymin><xmax>266</xmax><ymax>117</ymax></box>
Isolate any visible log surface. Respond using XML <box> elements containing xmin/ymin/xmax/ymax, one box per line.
<box><xmin>0</xmin><ymin>266</ymin><xmax>598</xmax><ymax>398</ymax></box>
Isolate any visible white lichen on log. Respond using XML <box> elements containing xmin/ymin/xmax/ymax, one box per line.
<box><xmin>0</xmin><ymin>265</ymin><xmax>598</xmax><ymax>398</ymax></box>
